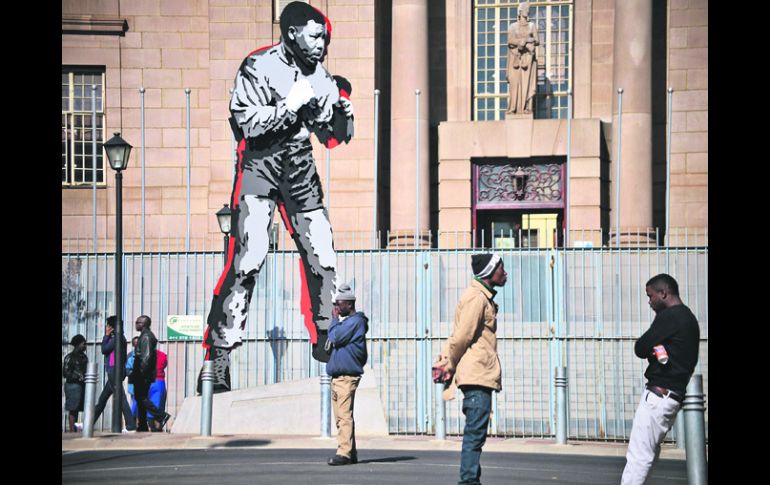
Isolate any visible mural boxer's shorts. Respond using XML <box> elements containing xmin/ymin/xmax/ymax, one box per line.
<box><xmin>240</xmin><ymin>141</ymin><xmax>324</xmax><ymax>213</ymax></box>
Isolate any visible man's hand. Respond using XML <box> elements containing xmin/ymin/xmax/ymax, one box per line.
<box><xmin>432</xmin><ymin>365</ymin><xmax>452</xmax><ymax>384</ymax></box>
<box><xmin>331</xmin><ymin>303</ymin><xmax>340</xmax><ymax>320</ymax></box>
<box><xmin>431</xmin><ymin>355</ymin><xmax>453</xmax><ymax>384</ymax></box>
<box><xmin>285</xmin><ymin>78</ymin><xmax>315</xmax><ymax>114</ymax></box>
<box><xmin>339</xmin><ymin>98</ymin><xmax>354</xmax><ymax>118</ymax></box>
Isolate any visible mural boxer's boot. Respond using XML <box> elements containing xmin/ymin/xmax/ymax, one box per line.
<box><xmin>196</xmin><ymin>346</ymin><xmax>232</xmax><ymax>394</ymax></box>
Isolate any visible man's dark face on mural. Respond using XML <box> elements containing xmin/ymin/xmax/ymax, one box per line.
<box><xmin>288</xmin><ymin>20</ymin><xmax>327</xmax><ymax>67</ymax></box>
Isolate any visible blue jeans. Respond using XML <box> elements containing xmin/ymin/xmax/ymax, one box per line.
<box><xmin>459</xmin><ymin>386</ymin><xmax>492</xmax><ymax>485</ymax></box>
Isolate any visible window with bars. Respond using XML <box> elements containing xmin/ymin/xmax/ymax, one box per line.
<box><xmin>474</xmin><ymin>0</ymin><xmax>573</xmax><ymax>121</ymax></box>
<box><xmin>62</xmin><ymin>68</ymin><xmax>105</xmax><ymax>186</ymax></box>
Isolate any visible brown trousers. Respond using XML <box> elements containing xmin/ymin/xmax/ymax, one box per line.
<box><xmin>331</xmin><ymin>375</ymin><xmax>361</xmax><ymax>458</ymax></box>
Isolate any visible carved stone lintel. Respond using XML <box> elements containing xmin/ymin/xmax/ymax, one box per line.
<box><xmin>477</xmin><ymin>163</ymin><xmax>562</xmax><ymax>204</ymax></box>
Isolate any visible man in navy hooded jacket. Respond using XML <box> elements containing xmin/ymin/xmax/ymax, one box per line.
<box><xmin>325</xmin><ymin>283</ymin><xmax>368</xmax><ymax>466</ymax></box>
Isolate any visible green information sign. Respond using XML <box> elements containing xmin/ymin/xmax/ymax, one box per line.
<box><xmin>167</xmin><ymin>315</ymin><xmax>203</xmax><ymax>341</ymax></box>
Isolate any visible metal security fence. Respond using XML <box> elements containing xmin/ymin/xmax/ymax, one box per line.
<box><xmin>62</xmin><ymin>242</ymin><xmax>707</xmax><ymax>441</ymax></box>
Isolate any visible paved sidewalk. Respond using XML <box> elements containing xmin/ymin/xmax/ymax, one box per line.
<box><xmin>61</xmin><ymin>432</ymin><xmax>686</xmax><ymax>460</ymax></box>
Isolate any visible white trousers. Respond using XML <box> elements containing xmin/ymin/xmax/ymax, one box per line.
<box><xmin>621</xmin><ymin>389</ymin><xmax>682</xmax><ymax>485</ymax></box>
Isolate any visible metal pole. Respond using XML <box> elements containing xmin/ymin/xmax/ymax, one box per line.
<box><xmin>614</xmin><ymin>89</ymin><xmax>624</xmax><ymax>394</ymax></box>
<box><xmin>223</xmin><ymin>235</ymin><xmax>229</xmax><ymax>265</ymax></box>
<box><xmin>666</xmin><ymin>87</ymin><xmax>673</xmax><ymax>246</ymax></box>
<box><xmin>320</xmin><ymin>363</ymin><xmax>332</xmax><ymax>438</ymax></box>
<box><xmin>434</xmin><ymin>382</ymin><xmax>446</xmax><ymax>440</ymax></box>
<box><xmin>82</xmin><ymin>362</ymin><xmax>98</xmax><ymax>438</ymax></box>
<box><xmin>185</xmin><ymin>88</ymin><xmax>191</xmax><ymax>252</ymax></box>
<box><xmin>92</xmin><ymin>85</ymin><xmax>98</xmax><ymax>253</ymax></box>
<box><xmin>112</xmin><ymin>169</ymin><xmax>124</xmax><ymax>433</ymax></box>
<box><xmin>326</xmin><ymin>149</ymin><xmax>331</xmax><ymax>218</ymax></box>
<box><xmin>140</xmin><ymin>87</ymin><xmax>146</xmax><ymax>313</ymax></box>
<box><xmin>140</xmin><ymin>87</ymin><xmax>146</xmax><ymax>253</ymax></box>
<box><xmin>566</xmin><ymin>90</ymin><xmax>572</xmax><ymax>247</ymax></box>
<box><xmin>615</xmin><ymin>88</ymin><xmax>623</xmax><ymax>249</ymax></box>
<box><xmin>555</xmin><ymin>366</ymin><xmax>568</xmax><ymax>444</ymax></box>
<box><xmin>684</xmin><ymin>374</ymin><xmax>708</xmax><ymax>485</ymax></box>
<box><xmin>415</xmin><ymin>89</ymin><xmax>421</xmax><ymax>248</ymax></box>
<box><xmin>185</xmin><ymin>88</ymin><xmax>191</xmax><ymax>314</ymax></box>
<box><xmin>200</xmin><ymin>360</ymin><xmax>214</xmax><ymax>436</ymax></box>
<box><xmin>373</xmin><ymin>89</ymin><xmax>380</xmax><ymax>248</ymax></box>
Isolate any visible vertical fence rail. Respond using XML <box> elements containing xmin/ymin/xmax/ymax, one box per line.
<box><xmin>62</xmin><ymin>239</ymin><xmax>707</xmax><ymax>441</ymax></box>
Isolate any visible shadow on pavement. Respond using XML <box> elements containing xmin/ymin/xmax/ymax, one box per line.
<box><xmin>62</xmin><ymin>450</ymin><xmax>174</xmax><ymax>467</ymax></box>
<box><xmin>210</xmin><ymin>439</ymin><xmax>272</xmax><ymax>448</ymax></box>
<box><xmin>357</xmin><ymin>456</ymin><xmax>417</xmax><ymax>464</ymax></box>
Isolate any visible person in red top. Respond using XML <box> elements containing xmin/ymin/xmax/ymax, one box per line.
<box><xmin>146</xmin><ymin>349</ymin><xmax>169</xmax><ymax>432</ymax></box>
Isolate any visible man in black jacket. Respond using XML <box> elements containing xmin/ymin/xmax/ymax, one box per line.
<box><xmin>133</xmin><ymin>315</ymin><xmax>171</xmax><ymax>432</ymax></box>
<box><xmin>621</xmin><ymin>274</ymin><xmax>700</xmax><ymax>485</ymax></box>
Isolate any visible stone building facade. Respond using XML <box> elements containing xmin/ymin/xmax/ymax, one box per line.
<box><xmin>62</xmin><ymin>0</ymin><xmax>707</xmax><ymax>251</ymax></box>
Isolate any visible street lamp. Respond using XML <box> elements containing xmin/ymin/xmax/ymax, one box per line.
<box><xmin>216</xmin><ymin>204</ymin><xmax>232</xmax><ymax>264</ymax></box>
<box><xmin>513</xmin><ymin>166</ymin><xmax>529</xmax><ymax>201</ymax></box>
<box><xmin>104</xmin><ymin>132</ymin><xmax>132</xmax><ymax>433</ymax></box>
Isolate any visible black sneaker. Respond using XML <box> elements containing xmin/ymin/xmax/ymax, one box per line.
<box><xmin>197</xmin><ymin>347</ymin><xmax>231</xmax><ymax>394</ymax></box>
<box><xmin>327</xmin><ymin>454</ymin><xmax>352</xmax><ymax>466</ymax></box>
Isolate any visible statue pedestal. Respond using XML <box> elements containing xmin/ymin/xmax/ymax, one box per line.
<box><xmin>171</xmin><ymin>365</ymin><xmax>388</xmax><ymax>436</ymax></box>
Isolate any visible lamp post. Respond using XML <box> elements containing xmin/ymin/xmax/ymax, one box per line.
<box><xmin>104</xmin><ymin>132</ymin><xmax>132</xmax><ymax>433</ymax></box>
<box><xmin>216</xmin><ymin>204</ymin><xmax>232</xmax><ymax>264</ymax></box>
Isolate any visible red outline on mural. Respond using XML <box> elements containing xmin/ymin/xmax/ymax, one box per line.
<box><xmin>248</xmin><ymin>43</ymin><xmax>278</xmax><ymax>57</ymax></box>
<box><xmin>214</xmin><ymin>138</ymin><xmax>246</xmax><ymax>297</ymax></box>
<box><xmin>202</xmin><ymin>327</ymin><xmax>211</xmax><ymax>353</ymax></box>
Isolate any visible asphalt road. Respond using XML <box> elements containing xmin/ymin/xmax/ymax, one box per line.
<box><xmin>62</xmin><ymin>448</ymin><xmax>687</xmax><ymax>484</ymax></box>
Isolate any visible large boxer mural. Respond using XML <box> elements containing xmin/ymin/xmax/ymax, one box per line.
<box><xmin>199</xmin><ymin>2</ymin><xmax>354</xmax><ymax>393</ymax></box>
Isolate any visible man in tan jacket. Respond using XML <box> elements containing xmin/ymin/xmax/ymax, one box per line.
<box><xmin>433</xmin><ymin>253</ymin><xmax>507</xmax><ymax>485</ymax></box>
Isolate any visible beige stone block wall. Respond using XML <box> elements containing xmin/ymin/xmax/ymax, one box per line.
<box><xmin>62</xmin><ymin>1</ymin><xmax>706</xmax><ymax>250</ymax></box>
<box><xmin>62</xmin><ymin>0</ymin><xmax>375</xmax><ymax>251</ymax></box>
<box><xmin>63</xmin><ymin>0</ymin><xmax>211</xmax><ymax>249</ymax></box>
<box><xmin>668</xmin><ymin>0</ymin><xmax>707</xmax><ymax>229</ymax></box>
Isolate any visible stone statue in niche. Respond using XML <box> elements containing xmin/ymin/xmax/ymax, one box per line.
<box><xmin>506</xmin><ymin>2</ymin><xmax>539</xmax><ymax>115</ymax></box>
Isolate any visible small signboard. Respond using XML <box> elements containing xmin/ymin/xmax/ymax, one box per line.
<box><xmin>167</xmin><ymin>315</ymin><xmax>204</xmax><ymax>341</ymax></box>
<box><xmin>493</xmin><ymin>237</ymin><xmax>517</xmax><ymax>249</ymax></box>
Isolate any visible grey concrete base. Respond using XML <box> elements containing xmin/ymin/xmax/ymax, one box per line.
<box><xmin>171</xmin><ymin>365</ymin><xmax>388</xmax><ymax>436</ymax></box>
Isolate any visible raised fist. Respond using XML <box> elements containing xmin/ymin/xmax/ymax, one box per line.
<box><xmin>285</xmin><ymin>78</ymin><xmax>315</xmax><ymax>113</ymax></box>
